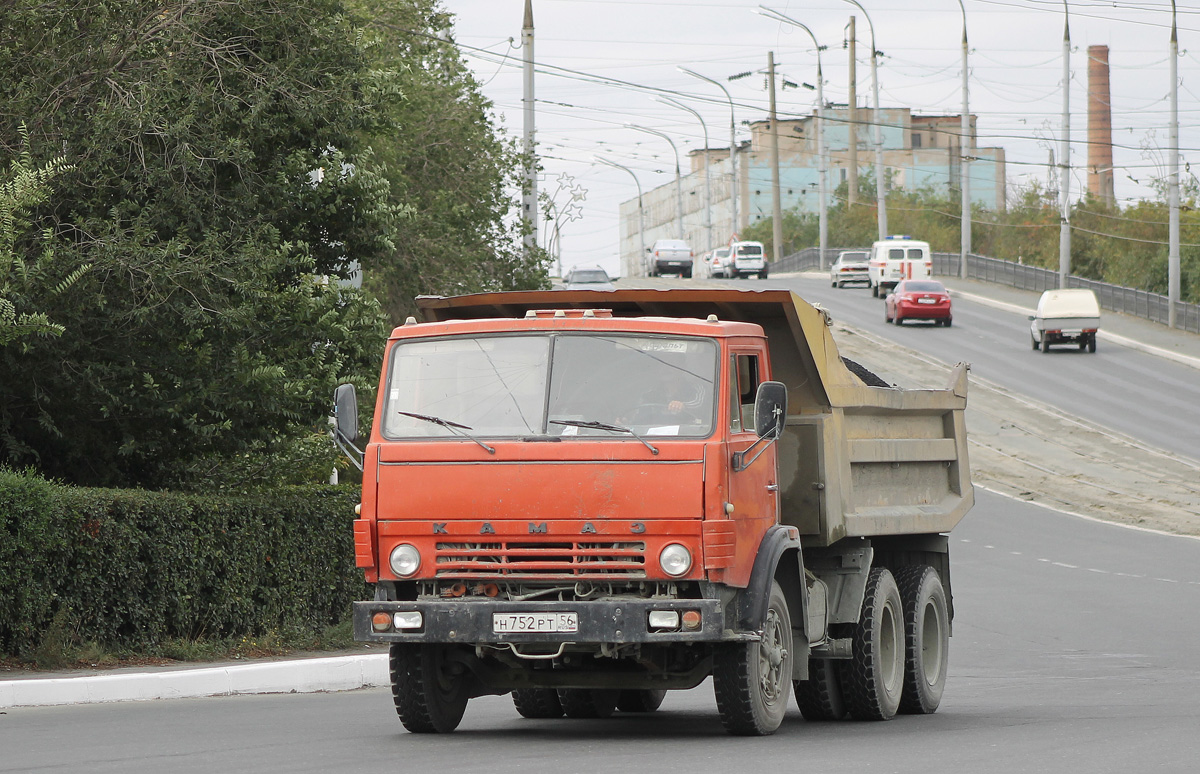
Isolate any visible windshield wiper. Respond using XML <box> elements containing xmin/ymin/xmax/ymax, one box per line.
<box><xmin>396</xmin><ymin>411</ymin><xmax>495</xmax><ymax>454</ymax></box>
<box><xmin>549</xmin><ymin>419</ymin><xmax>659</xmax><ymax>455</ymax></box>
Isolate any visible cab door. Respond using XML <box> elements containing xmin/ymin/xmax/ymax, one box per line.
<box><xmin>723</xmin><ymin>350</ymin><xmax>779</xmax><ymax>585</ymax></box>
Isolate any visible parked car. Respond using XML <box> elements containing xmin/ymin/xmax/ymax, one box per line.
<box><xmin>563</xmin><ymin>266</ymin><xmax>615</xmax><ymax>290</ymax></box>
<box><xmin>1029</xmin><ymin>288</ymin><xmax>1100</xmax><ymax>353</ymax></box>
<box><xmin>868</xmin><ymin>236</ymin><xmax>932</xmax><ymax>298</ymax></box>
<box><xmin>646</xmin><ymin>239</ymin><xmax>694</xmax><ymax>278</ymax></box>
<box><xmin>706</xmin><ymin>247</ymin><xmax>730</xmax><ymax>278</ymax></box>
<box><xmin>720</xmin><ymin>240</ymin><xmax>768</xmax><ymax>279</ymax></box>
<box><xmin>829</xmin><ymin>250</ymin><xmax>870</xmax><ymax>288</ymax></box>
<box><xmin>885</xmin><ymin>279</ymin><xmax>953</xmax><ymax>326</ymax></box>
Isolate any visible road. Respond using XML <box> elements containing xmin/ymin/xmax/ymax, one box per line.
<box><xmin>744</xmin><ymin>272</ymin><xmax>1200</xmax><ymax>462</ymax></box>
<box><xmin>3</xmin><ymin>491</ymin><xmax>1198</xmax><ymax>773</ymax></box>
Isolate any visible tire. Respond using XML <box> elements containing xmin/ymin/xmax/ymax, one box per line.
<box><xmin>884</xmin><ymin>307</ymin><xmax>893</xmax><ymax>323</ymax></box>
<box><xmin>1041</xmin><ymin>336</ymin><xmax>1051</xmax><ymax>353</ymax></box>
<box><xmin>616</xmin><ymin>689</ymin><xmax>667</xmax><ymax>713</ymax></box>
<box><xmin>894</xmin><ymin>314</ymin><xmax>904</xmax><ymax>326</ymax></box>
<box><xmin>894</xmin><ymin>566</ymin><xmax>950</xmax><ymax>715</ymax></box>
<box><xmin>713</xmin><ymin>580</ymin><xmax>793</xmax><ymax>735</ymax></box>
<box><xmin>832</xmin><ymin>279</ymin><xmax>838</xmax><ymax>288</ymax></box>
<box><xmin>872</xmin><ymin>283</ymin><xmax>879</xmax><ymax>298</ymax></box>
<box><xmin>943</xmin><ymin>317</ymin><xmax>952</xmax><ymax>327</ymax></box>
<box><xmin>512</xmin><ymin>688</ymin><xmax>564</xmax><ymax>719</ymax></box>
<box><xmin>683</xmin><ymin>268</ymin><xmax>693</xmax><ymax>279</ymax></box>
<box><xmin>1031</xmin><ymin>334</ymin><xmax>1039</xmax><ymax>351</ymax></box>
<box><xmin>1088</xmin><ymin>336</ymin><xmax>1097</xmax><ymax>353</ymax></box>
<box><xmin>557</xmin><ymin>688</ymin><xmax>618</xmax><ymax>719</ymax></box>
<box><xmin>839</xmin><ymin>568</ymin><xmax>905</xmax><ymax>721</ymax></box>
<box><xmin>794</xmin><ymin>658</ymin><xmax>848</xmax><ymax>721</ymax></box>
<box><xmin>389</xmin><ymin>643</ymin><xmax>470</xmax><ymax>733</ymax></box>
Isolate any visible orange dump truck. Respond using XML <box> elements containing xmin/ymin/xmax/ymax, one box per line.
<box><xmin>333</xmin><ymin>288</ymin><xmax>972</xmax><ymax>736</ymax></box>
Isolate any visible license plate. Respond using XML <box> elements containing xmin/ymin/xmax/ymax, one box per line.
<box><xmin>918</xmin><ymin>297</ymin><xmax>936</xmax><ymax>304</ymax></box>
<box><xmin>493</xmin><ymin>612</ymin><xmax>578</xmax><ymax>633</ymax></box>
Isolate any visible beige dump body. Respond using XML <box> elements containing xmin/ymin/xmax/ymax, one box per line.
<box><xmin>417</xmin><ymin>288</ymin><xmax>973</xmax><ymax>548</ymax></box>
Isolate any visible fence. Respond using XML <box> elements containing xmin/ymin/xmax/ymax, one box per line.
<box><xmin>776</xmin><ymin>246</ymin><xmax>1200</xmax><ymax>334</ymax></box>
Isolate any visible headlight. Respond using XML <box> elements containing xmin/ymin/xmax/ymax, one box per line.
<box><xmin>659</xmin><ymin>543</ymin><xmax>693</xmax><ymax>577</ymax></box>
<box><xmin>389</xmin><ymin>544</ymin><xmax>421</xmax><ymax>577</ymax></box>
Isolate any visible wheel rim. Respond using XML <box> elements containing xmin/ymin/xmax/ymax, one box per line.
<box><xmin>758</xmin><ymin>609</ymin><xmax>788</xmax><ymax>704</ymax></box>
<box><xmin>920</xmin><ymin>600</ymin><xmax>944</xmax><ymax>685</ymax></box>
<box><xmin>879</xmin><ymin>600</ymin><xmax>902</xmax><ymax>693</ymax></box>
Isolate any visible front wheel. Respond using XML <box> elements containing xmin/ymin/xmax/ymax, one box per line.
<box><xmin>894</xmin><ymin>566</ymin><xmax>950</xmax><ymax>715</ymax></box>
<box><xmin>713</xmin><ymin>580</ymin><xmax>793</xmax><ymax>735</ymax></box>
<box><xmin>389</xmin><ymin>643</ymin><xmax>470</xmax><ymax>733</ymax></box>
<box><xmin>839</xmin><ymin>568</ymin><xmax>905</xmax><ymax>721</ymax></box>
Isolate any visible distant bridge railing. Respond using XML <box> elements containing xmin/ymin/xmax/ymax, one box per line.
<box><xmin>776</xmin><ymin>246</ymin><xmax>1200</xmax><ymax>335</ymax></box>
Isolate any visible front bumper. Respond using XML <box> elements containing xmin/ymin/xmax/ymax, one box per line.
<box><xmin>354</xmin><ymin>597</ymin><xmax>728</xmax><ymax>644</ymax></box>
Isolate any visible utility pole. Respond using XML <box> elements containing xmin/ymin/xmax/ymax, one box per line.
<box><xmin>1169</xmin><ymin>0</ymin><xmax>1180</xmax><ymax>328</ymax></box>
<box><xmin>768</xmin><ymin>52</ymin><xmax>784</xmax><ymax>266</ymax></box>
<box><xmin>848</xmin><ymin>16</ymin><xmax>858</xmax><ymax>206</ymax></box>
<box><xmin>521</xmin><ymin>0</ymin><xmax>537</xmax><ymax>259</ymax></box>
<box><xmin>957</xmin><ymin>0</ymin><xmax>971</xmax><ymax>280</ymax></box>
<box><xmin>1058</xmin><ymin>1</ymin><xmax>1071</xmax><ymax>289</ymax></box>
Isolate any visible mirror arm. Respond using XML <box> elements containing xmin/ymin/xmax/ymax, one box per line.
<box><xmin>732</xmin><ymin>429</ymin><xmax>779</xmax><ymax>472</ymax></box>
<box><xmin>330</xmin><ymin>419</ymin><xmax>364</xmax><ymax>472</ymax></box>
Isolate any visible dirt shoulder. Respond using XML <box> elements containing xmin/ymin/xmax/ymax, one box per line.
<box><xmin>832</xmin><ymin>323</ymin><xmax>1200</xmax><ymax>539</ymax></box>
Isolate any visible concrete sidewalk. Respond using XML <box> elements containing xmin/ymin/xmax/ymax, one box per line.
<box><xmin>4</xmin><ymin>276</ymin><xmax>1197</xmax><ymax>710</ymax></box>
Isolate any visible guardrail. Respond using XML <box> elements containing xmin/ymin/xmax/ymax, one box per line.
<box><xmin>777</xmin><ymin>246</ymin><xmax>1200</xmax><ymax>334</ymax></box>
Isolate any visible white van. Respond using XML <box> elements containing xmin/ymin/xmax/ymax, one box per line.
<box><xmin>718</xmin><ymin>241</ymin><xmax>768</xmax><ymax>279</ymax></box>
<box><xmin>646</xmin><ymin>239</ymin><xmax>694</xmax><ymax>278</ymax></box>
<box><xmin>868</xmin><ymin>236</ymin><xmax>932</xmax><ymax>297</ymax></box>
<box><xmin>1029</xmin><ymin>288</ymin><xmax>1101</xmax><ymax>353</ymax></box>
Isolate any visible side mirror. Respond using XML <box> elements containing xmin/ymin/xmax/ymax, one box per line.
<box><xmin>754</xmin><ymin>381</ymin><xmax>788</xmax><ymax>438</ymax></box>
<box><xmin>333</xmin><ymin>383</ymin><xmax>359</xmax><ymax>444</ymax></box>
<box><xmin>1027</xmin><ymin>315</ymin><xmax>1036</xmax><ymax>321</ymax></box>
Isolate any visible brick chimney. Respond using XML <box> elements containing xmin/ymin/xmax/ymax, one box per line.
<box><xmin>1087</xmin><ymin>45</ymin><xmax>1115</xmax><ymax>206</ymax></box>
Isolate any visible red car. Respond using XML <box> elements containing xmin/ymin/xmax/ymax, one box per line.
<box><xmin>885</xmin><ymin>279</ymin><xmax>952</xmax><ymax>326</ymax></box>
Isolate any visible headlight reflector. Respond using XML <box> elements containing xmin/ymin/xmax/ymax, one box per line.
<box><xmin>659</xmin><ymin>543</ymin><xmax>692</xmax><ymax>577</ymax></box>
<box><xmin>389</xmin><ymin>544</ymin><xmax>421</xmax><ymax>577</ymax></box>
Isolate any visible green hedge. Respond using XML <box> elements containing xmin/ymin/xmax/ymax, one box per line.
<box><xmin>0</xmin><ymin>468</ymin><xmax>366</xmax><ymax>658</ymax></box>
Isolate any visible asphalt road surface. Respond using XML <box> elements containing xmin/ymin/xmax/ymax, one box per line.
<box><xmin>756</xmin><ymin>272</ymin><xmax>1200</xmax><ymax>461</ymax></box>
<box><xmin>4</xmin><ymin>491</ymin><xmax>1198</xmax><ymax>773</ymax></box>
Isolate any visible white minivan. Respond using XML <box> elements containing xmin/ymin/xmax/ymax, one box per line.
<box><xmin>868</xmin><ymin>236</ymin><xmax>932</xmax><ymax>298</ymax></box>
<box><xmin>646</xmin><ymin>239</ymin><xmax>694</xmax><ymax>278</ymax></box>
<box><xmin>1029</xmin><ymin>288</ymin><xmax>1101</xmax><ymax>353</ymax></box>
<box><xmin>719</xmin><ymin>241</ymin><xmax>768</xmax><ymax>279</ymax></box>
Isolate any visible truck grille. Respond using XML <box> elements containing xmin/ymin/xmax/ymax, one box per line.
<box><xmin>434</xmin><ymin>540</ymin><xmax>646</xmax><ymax>579</ymax></box>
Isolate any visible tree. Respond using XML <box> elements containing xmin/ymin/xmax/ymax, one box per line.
<box><xmin>0</xmin><ymin>1</ymin><xmax>393</xmax><ymax>487</ymax></box>
<box><xmin>351</xmin><ymin>0</ymin><xmax>551</xmax><ymax>323</ymax></box>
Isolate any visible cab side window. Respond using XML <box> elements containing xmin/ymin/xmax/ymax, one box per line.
<box><xmin>729</xmin><ymin>354</ymin><xmax>760</xmax><ymax>433</ymax></box>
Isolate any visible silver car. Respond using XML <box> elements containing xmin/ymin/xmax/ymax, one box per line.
<box><xmin>563</xmin><ymin>266</ymin><xmax>615</xmax><ymax>290</ymax></box>
<box><xmin>830</xmin><ymin>251</ymin><xmax>870</xmax><ymax>288</ymax></box>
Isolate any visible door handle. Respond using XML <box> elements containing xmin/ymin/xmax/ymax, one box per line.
<box><xmin>765</xmin><ymin>483</ymin><xmax>779</xmax><ymax>493</ymax></box>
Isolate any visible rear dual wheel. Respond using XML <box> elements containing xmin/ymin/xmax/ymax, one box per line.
<box><xmin>558</xmin><ymin>688</ymin><xmax>619</xmax><ymax>718</ymax></box>
<box><xmin>839</xmin><ymin>568</ymin><xmax>905</xmax><ymax>720</ymax></box>
<box><xmin>794</xmin><ymin>658</ymin><xmax>848</xmax><ymax>721</ymax></box>
<box><xmin>512</xmin><ymin>688</ymin><xmax>564</xmax><ymax>718</ymax></box>
<box><xmin>895</xmin><ymin>566</ymin><xmax>950</xmax><ymax>715</ymax></box>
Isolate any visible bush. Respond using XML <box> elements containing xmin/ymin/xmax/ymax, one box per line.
<box><xmin>0</xmin><ymin>468</ymin><xmax>365</xmax><ymax>659</ymax></box>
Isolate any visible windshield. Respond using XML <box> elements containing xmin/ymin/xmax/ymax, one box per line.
<box><xmin>382</xmin><ymin>334</ymin><xmax>718</xmax><ymax>439</ymax></box>
<box><xmin>568</xmin><ymin>270</ymin><xmax>610</xmax><ymax>284</ymax></box>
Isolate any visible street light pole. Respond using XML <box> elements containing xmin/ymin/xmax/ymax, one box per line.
<box><xmin>595</xmin><ymin>156</ymin><xmax>646</xmax><ymax>277</ymax></box>
<box><xmin>626</xmin><ymin>123</ymin><xmax>684</xmax><ymax>241</ymax></box>
<box><xmin>756</xmin><ymin>7</ymin><xmax>828</xmax><ymax>270</ymax></box>
<box><xmin>957</xmin><ymin>0</ymin><xmax>971</xmax><ymax>280</ymax></box>
<box><xmin>1059</xmin><ymin>0</ymin><xmax>1072</xmax><ymax>289</ymax></box>
<box><xmin>768</xmin><ymin>51</ymin><xmax>784</xmax><ymax>266</ymax></box>
<box><xmin>679</xmin><ymin>67</ymin><xmax>739</xmax><ymax>241</ymax></box>
<box><xmin>655</xmin><ymin>96</ymin><xmax>713</xmax><ymax>254</ymax></box>
<box><xmin>1169</xmin><ymin>0</ymin><xmax>1180</xmax><ymax>328</ymax></box>
<box><xmin>844</xmin><ymin>0</ymin><xmax>887</xmax><ymax>239</ymax></box>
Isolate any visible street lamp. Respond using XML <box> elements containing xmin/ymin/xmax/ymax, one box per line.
<box><xmin>679</xmin><ymin>66</ymin><xmax>739</xmax><ymax>241</ymax></box>
<box><xmin>655</xmin><ymin>96</ymin><xmax>712</xmax><ymax>253</ymax></box>
<box><xmin>595</xmin><ymin>156</ymin><xmax>646</xmax><ymax>276</ymax></box>
<box><xmin>756</xmin><ymin>6</ymin><xmax>829</xmax><ymax>270</ymax></box>
<box><xmin>842</xmin><ymin>0</ymin><xmax>888</xmax><ymax>240</ymax></box>
<box><xmin>1059</xmin><ymin>0</ymin><xmax>1071</xmax><ymax>289</ymax></box>
<box><xmin>626</xmin><ymin>123</ymin><xmax>684</xmax><ymax>241</ymax></box>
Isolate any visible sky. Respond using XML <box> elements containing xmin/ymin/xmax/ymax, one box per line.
<box><xmin>438</xmin><ymin>0</ymin><xmax>1196</xmax><ymax>277</ymax></box>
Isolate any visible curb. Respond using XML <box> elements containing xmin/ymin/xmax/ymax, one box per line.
<box><xmin>0</xmin><ymin>653</ymin><xmax>389</xmax><ymax>709</ymax></box>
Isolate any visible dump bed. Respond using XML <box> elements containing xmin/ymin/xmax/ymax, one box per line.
<box><xmin>416</xmin><ymin>288</ymin><xmax>972</xmax><ymax>547</ymax></box>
